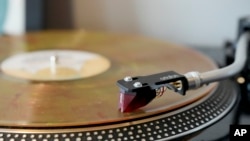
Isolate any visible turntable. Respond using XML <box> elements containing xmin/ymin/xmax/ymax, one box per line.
<box><xmin>0</xmin><ymin>17</ymin><xmax>249</xmax><ymax>141</ymax></box>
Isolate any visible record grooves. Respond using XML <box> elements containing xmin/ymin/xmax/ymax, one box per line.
<box><xmin>0</xmin><ymin>31</ymin><xmax>237</xmax><ymax>140</ymax></box>
<box><xmin>0</xmin><ymin>80</ymin><xmax>238</xmax><ymax>141</ymax></box>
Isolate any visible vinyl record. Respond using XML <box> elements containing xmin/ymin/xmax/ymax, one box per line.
<box><xmin>0</xmin><ymin>30</ymin><xmax>218</xmax><ymax>128</ymax></box>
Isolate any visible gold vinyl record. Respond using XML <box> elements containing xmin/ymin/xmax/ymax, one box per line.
<box><xmin>0</xmin><ymin>30</ymin><xmax>217</xmax><ymax>128</ymax></box>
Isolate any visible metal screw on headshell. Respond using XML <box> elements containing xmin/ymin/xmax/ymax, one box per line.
<box><xmin>133</xmin><ymin>82</ymin><xmax>142</xmax><ymax>88</ymax></box>
<box><xmin>124</xmin><ymin>76</ymin><xmax>133</xmax><ymax>82</ymax></box>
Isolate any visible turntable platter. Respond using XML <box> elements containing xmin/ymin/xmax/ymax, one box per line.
<box><xmin>0</xmin><ymin>30</ymin><xmax>217</xmax><ymax>127</ymax></box>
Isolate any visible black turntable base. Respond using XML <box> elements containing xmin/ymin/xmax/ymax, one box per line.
<box><xmin>0</xmin><ymin>31</ymin><xmax>242</xmax><ymax>141</ymax></box>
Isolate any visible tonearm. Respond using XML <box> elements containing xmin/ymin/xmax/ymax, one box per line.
<box><xmin>117</xmin><ymin>16</ymin><xmax>250</xmax><ymax>112</ymax></box>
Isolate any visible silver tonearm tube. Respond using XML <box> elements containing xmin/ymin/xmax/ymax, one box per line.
<box><xmin>185</xmin><ymin>32</ymin><xmax>250</xmax><ymax>89</ymax></box>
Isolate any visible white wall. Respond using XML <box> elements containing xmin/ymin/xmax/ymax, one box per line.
<box><xmin>73</xmin><ymin>0</ymin><xmax>250</xmax><ymax>48</ymax></box>
<box><xmin>3</xmin><ymin>0</ymin><xmax>25</xmax><ymax>35</ymax></box>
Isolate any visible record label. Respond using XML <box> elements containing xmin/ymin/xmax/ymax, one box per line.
<box><xmin>0</xmin><ymin>50</ymin><xmax>111</xmax><ymax>81</ymax></box>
